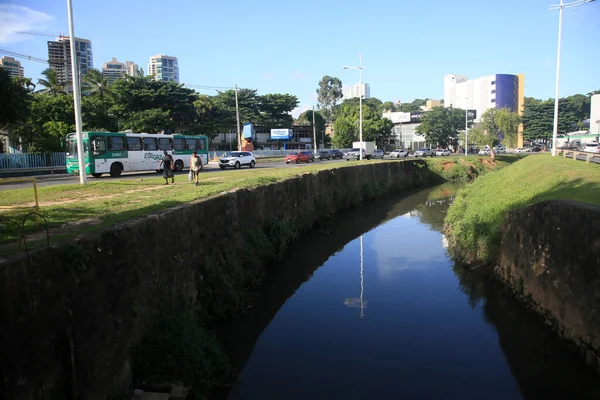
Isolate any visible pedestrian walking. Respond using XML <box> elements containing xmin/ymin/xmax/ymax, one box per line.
<box><xmin>158</xmin><ymin>150</ymin><xmax>175</xmax><ymax>185</ymax></box>
<box><xmin>190</xmin><ymin>150</ymin><xmax>202</xmax><ymax>186</ymax></box>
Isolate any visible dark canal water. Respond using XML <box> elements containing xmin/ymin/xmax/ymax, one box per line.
<box><xmin>224</xmin><ymin>183</ymin><xmax>600</xmax><ymax>400</ymax></box>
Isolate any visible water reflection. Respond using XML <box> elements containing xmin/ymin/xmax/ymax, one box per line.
<box><xmin>224</xmin><ymin>183</ymin><xmax>600</xmax><ymax>400</ymax></box>
<box><xmin>344</xmin><ymin>235</ymin><xmax>366</xmax><ymax>319</ymax></box>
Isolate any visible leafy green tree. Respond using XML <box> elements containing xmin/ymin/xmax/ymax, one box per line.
<box><xmin>415</xmin><ymin>106</ymin><xmax>466</xmax><ymax>148</ymax></box>
<box><xmin>381</xmin><ymin>101</ymin><xmax>396</xmax><ymax>112</ymax></box>
<box><xmin>316</xmin><ymin>75</ymin><xmax>343</xmax><ymax>126</ymax></box>
<box><xmin>478</xmin><ymin>108</ymin><xmax>521</xmax><ymax>160</ymax></box>
<box><xmin>194</xmin><ymin>94</ymin><xmax>229</xmax><ymax>144</ymax></box>
<box><xmin>257</xmin><ymin>93</ymin><xmax>298</xmax><ymax>126</ymax></box>
<box><xmin>398</xmin><ymin>98</ymin><xmax>427</xmax><ymax>113</ymax></box>
<box><xmin>332</xmin><ymin>97</ymin><xmax>393</xmax><ymax>148</ymax></box>
<box><xmin>522</xmin><ymin>98</ymin><xmax>578</xmax><ymax>144</ymax></box>
<box><xmin>0</xmin><ymin>68</ymin><xmax>31</xmax><ymax>127</ymax></box>
<box><xmin>36</xmin><ymin>68</ymin><xmax>66</xmax><ymax>95</ymax></box>
<box><xmin>295</xmin><ymin>109</ymin><xmax>326</xmax><ymax>147</ymax></box>
<box><xmin>110</xmin><ymin>76</ymin><xmax>197</xmax><ymax>132</ymax></box>
<box><xmin>213</xmin><ymin>88</ymin><xmax>260</xmax><ymax>126</ymax></box>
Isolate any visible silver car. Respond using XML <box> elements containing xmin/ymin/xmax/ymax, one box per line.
<box><xmin>414</xmin><ymin>148</ymin><xmax>434</xmax><ymax>157</ymax></box>
<box><xmin>372</xmin><ymin>149</ymin><xmax>385</xmax><ymax>159</ymax></box>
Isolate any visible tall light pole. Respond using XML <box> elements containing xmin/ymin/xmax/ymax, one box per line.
<box><xmin>66</xmin><ymin>0</ymin><xmax>87</xmax><ymax>184</ymax></box>
<box><xmin>343</xmin><ymin>53</ymin><xmax>364</xmax><ymax>160</ymax></box>
<box><xmin>550</xmin><ymin>0</ymin><xmax>596</xmax><ymax>156</ymax></box>
<box><xmin>465</xmin><ymin>109</ymin><xmax>469</xmax><ymax>156</ymax></box>
<box><xmin>235</xmin><ymin>84</ymin><xmax>241</xmax><ymax>151</ymax></box>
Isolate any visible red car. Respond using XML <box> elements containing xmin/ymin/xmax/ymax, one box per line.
<box><xmin>285</xmin><ymin>151</ymin><xmax>311</xmax><ymax>164</ymax></box>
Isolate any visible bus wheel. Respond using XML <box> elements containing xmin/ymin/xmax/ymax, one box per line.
<box><xmin>91</xmin><ymin>173</ymin><xmax>102</xmax><ymax>178</ymax></box>
<box><xmin>175</xmin><ymin>160</ymin><xmax>184</xmax><ymax>171</ymax></box>
<box><xmin>110</xmin><ymin>163</ymin><xmax>123</xmax><ymax>177</ymax></box>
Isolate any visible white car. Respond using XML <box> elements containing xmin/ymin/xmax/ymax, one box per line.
<box><xmin>478</xmin><ymin>149</ymin><xmax>491</xmax><ymax>156</ymax></box>
<box><xmin>372</xmin><ymin>149</ymin><xmax>385</xmax><ymax>159</ymax></box>
<box><xmin>390</xmin><ymin>149</ymin><xmax>409</xmax><ymax>158</ymax></box>
<box><xmin>494</xmin><ymin>147</ymin><xmax>507</xmax><ymax>154</ymax></box>
<box><xmin>435</xmin><ymin>149</ymin><xmax>450</xmax><ymax>156</ymax></box>
<box><xmin>219</xmin><ymin>151</ymin><xmax>256</xmax><ymax>169</ymax></box>
<box><xmin>582</xmin><ymin>143</ymin><xmax>600</xmax><ymax>153</ymax></box>
<box><xmin>414</xmin><ymin>148</ymin><xmax>434</xmax><ymax>157</ymax></box>
<box><xmin>515</xmin><ymin>148</ymin><xmax>528</xmax><ymax>153</ymax></box>
<box><xmin>344</xmin><ymin>148</ymin><xmax>366</xmax><ymax>160</ymax></box>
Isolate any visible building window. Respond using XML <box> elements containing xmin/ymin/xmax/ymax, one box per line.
<box><xmin>491</xmin><ymin>90</ymin><xmax>496</xmax><ymax>94</ymax></box>
<box><xmin>491</xmin><ymin>81</ymin><xmax>496</xmax><ymax>85</ymax></box>
<box><xmin>491</xmin><ymin>99</ymin><xmax>496</xmax><ymax>103</ymax></box>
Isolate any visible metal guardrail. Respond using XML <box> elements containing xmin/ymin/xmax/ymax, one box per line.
<box><xmin>0</xmin><ymin>152</ymin><xmax>66</xmax><ymax>170</ymax></box>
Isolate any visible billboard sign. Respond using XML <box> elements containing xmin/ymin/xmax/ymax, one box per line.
<box><xmin>243</xmin><ymin>122</ymin><xmax>255</xmax><ymax>139</ymax></box>
<box><xmin>382</xmin><ymin>112</ymin><xmax>411</xmax><ymax>124</ymax></box>
<box><xmin>270</xmin><ymin>128</ymin><xmax>293</xmax><ymax>140</ymax></box>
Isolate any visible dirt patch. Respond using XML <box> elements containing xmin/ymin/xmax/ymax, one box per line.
<box><xmin>479</xmin><ymin>158</ymin><xmax>498</xmax><ymax>169</ymax></box>
<box><xmin>440</xmin><ymin>161</ymin><xmax>455</xmax><ymax>171</ymax></box>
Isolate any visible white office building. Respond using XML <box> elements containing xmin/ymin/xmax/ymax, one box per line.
<box><xmin>48</xmin><ymin>36</ymin><xmax>93</xmax><ymax>90</ymax></box>
<box><xmin>0</xmin><ymin>56</ymin><xmax>24</xmax><ymax>78</ymax></box>
<box><xmin>343</xmin><ymin>82</ymin><xmax>370</xmax><ymax>100</ymax></box>
<box><xmin>147</xmin><ymin>54</ymin><xmax>179</xmax><ymax>83</ymax></box>
<box><xmin>382</xmin><ymin>111</ymin><xmax>427</xmax><ymax>150</ymax></box>
<box><xmin>125</xmin><ymin>61</ymin><xmax>142</xmax><ymax>77</ymax></box>
<box><xmin>444</xmin><ymin>73</ymin><xmax>523</xmax><ymax>123</ymax></box>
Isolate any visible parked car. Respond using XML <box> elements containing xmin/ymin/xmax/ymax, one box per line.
<box><xmin>343</xmin><ymin>148</ymin><xmax>366</xmax><ymax>160</ymax></box>
<box><xmin>306</xmin><ymin>151</ymin><xmax>315</xmax><ymax>162</ymax></box>
<box><xmin>389</xmin><ymin>149</ymin><xmax>409</xmax><ymax>158</ymax></box>
<box><xmin>582</xmin><ymin>143</ymin><xmax>600</xmax><ymax>153</ymax></box>
<box><xmin>219</xmin><ymin>151</ymin><xmax>256</xmax><ymax>169</ymax></box>
<box><xmin>285</xmin><ymin>151</ymin><xmax>311</xmax><ymax>164</ymax></box>
<box><xmin>315</xmin><ymin>150</ymin><xmax>331</xmax><ymax>160</ymax></box>
<box><xmin>329</xmin><ymin>149</ymin><xmax>344</xmax><ymax>159</ymax></box>
<box><xmin>515</xmin><ymin>147</ymin><xmax>528</xmax><ymax>153</ymax></box>
<box><xmin>414</xmin><ymin>148</ymin><xmax>434</xmax><ymax>157</ymax></box>
<box><xmin>530</xmin><ymin>146</ymin><xmax>542</xmax><ymax>152</ymax></box>
<box><xmin>494</xmin><ymin>147</ymin><xmax>507</xmax><ymax>154</ymax></box>
<box><xmin>478</xmin><ymin>149</ymin><xmax>491</xmax><ymax>156</ymax></box>
<box><xmin>435</xmin><ymin>149</ymin><xmax>450</xmax><ymax>156</ymax></box>
<box><xmin>372</xmin><ymin>149</ymin><xmax>385</xmax><ymax>159</ymax></box>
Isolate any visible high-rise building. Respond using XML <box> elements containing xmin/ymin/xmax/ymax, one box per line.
<box><xmin>343</xmin><ymin>82</ymin><xmax>370</xmax><ymax>100</ymax></box>
<box><xmin>591</xmin><ymin>94</ymin><xmax>600</xmax><ymax>135</ymax></box>
<box><xmin>444</xmin><ymin>73</ymin><xmax>525</xmax><ymax>146</ymax></box>
<box><xmin>125</xmin><ymin>61</ymin><xmax>142</xmax><ymax>77</ymax></box>
<box><xmin>0</xmin><ymin>56</ymin><xmax>24</xmax><ymax>78</ymax></box>
<box><xmin>101</xmin><ymin>58</ymin><xmax>142</xmax><ymax>83</ymax></box>
<box><xmin>147</xmin><ymin>54</ymin><xmax>179</xmax><ymax>83</ymax></box>
<box><xmin>47</xmin><ymin>36</ymin><xmax>93</xmax><ymax>91</ymax></box>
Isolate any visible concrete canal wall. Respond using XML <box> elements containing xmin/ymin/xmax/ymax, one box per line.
<box><xmin>497</xmin><ymin>200</ymin><xmax>600</xmax><ymax>373</ymax></box>
<box><xmin>0</xmin><ymin>160</ymin><xmax>439</xmax><ymax>400</ymax></box>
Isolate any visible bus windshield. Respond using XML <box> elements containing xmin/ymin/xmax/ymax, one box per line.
<box><xmin>66</xmin><ymin>137</ymin><xmax>78</xmax><ymax>157</ymax></box>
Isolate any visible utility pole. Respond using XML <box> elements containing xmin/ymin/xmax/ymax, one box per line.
<box><xmin>312</xmin><ymin>105</ymin><xmax>317</xmax><ymax>153</ymax></box>
<box><xmin>67</xmin><ymin>0</ymin><xmax>87</xmax><ymax>185</ymax></box>
<box><xmin>359</xmin><ymin>53</ymin><xmax>363</xmax><ymax>161</ymax></box>
<box><xmin>235</xmin><ymin>84</ymin><xmax>241</xmax><ymax>151</ymax></box>
<box><xmin>465</xmin><ymin>109</ymin><xmax>468</xmax><ymax>156</ymax></box>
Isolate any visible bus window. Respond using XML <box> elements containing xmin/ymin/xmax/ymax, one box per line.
<box><xmin>173</xmin><ymin>138</ymin><xmax>185</xmax><ymax>151</ymax></box>
<box><xmin>199</xmin><ymin>138</ymin><xmax>207</xmax><ymax>151</ymax></box>
<box><xmin>144</xmin><ymin>137</ymin><xmax>157</xmax><ymax>151</ymax></box>
<box><xmin>185</xmin><ymin>139</ymin><xmax>198</xmax><ymax>150</ymax></box>
<box><xmin>92</xmin><ymin>136</ymin><xmax>107</xmax><ymax>156</ymax></box>
<box><xmin>159</xmin><ymin>138</ymin><xmax>172</xmax><ymax>151</ymax></box>
<box><xmin>127</xmin><ymin>137</ymin><xmax>142</xmax><ymax>151</ymax></box>
<box><xmin>108</xmin><ymin>136</ymin><xmax>125</xmax><ymax>151</ymax></box>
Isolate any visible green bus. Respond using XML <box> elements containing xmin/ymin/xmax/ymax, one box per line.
<box><xmin>65</xmin><ymin>132</ymin><xmax>209</xmax><ymax>178</ymax></box>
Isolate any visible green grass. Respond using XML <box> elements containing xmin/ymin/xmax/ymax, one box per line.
<box><xmin>0</xmin><ymin>160</ymin><xmax>394</xmax><ymax>247</ymax></box>
<box><xmin>445</xmin><ymin>154</ymin><xmax>600</xmax><ymax>265</ymax></box>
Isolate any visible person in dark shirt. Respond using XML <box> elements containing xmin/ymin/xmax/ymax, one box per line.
<box><xmin>158</xmin><ymin>150</ymin><xmax>175</xmax><ymax>185</ymax></box>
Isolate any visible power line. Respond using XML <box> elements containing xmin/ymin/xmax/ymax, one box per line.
<box><xmin>0</xmin><ymin>49</ymin><xmax>48</xmax><ymax>64</ymax></box>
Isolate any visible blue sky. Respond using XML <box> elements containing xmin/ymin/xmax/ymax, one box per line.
<box><xmin>1</xmin><ymin>0</ymin><xmax>599</xmax><ymax>116</ymax></box>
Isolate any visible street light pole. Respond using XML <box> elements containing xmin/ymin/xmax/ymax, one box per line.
<box><xmin>465</xmin><ymin>109</ymin><xmax>468</xmax><ymax>156</ymax></box>
<box><xmin>550</xmin><ymin>0</ymin><xmax>596</xmax><ymax>156</ymax></box>
<box><xmin>66</xmin><ymin>0</ymin><xmax>87</xmax><ymax>185</ymax></box>
<box><xmin>235</xmin><ymin>84</ymin><xmax>241</xmax><ymax>151</ymax></box>
<box><xmin>343</xmin><ymin>54</ymin><xmax>364</xmax><ymax>160</ymax></box>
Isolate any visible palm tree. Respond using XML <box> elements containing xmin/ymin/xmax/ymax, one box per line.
<box><xmin>36</xmin><ymin>68</ymin><xmax>66</xmax><ymax>94</ymax></box>
<box><xmin>83</xmin><ymin>68</ymin><xmax>110</xmax><ymax>99</ymax></box>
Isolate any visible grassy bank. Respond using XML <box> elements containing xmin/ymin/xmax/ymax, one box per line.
<box><xmin>445</xmin><ymin>154</ymin><xmax>600</xmax><ymax>266</ymax></box>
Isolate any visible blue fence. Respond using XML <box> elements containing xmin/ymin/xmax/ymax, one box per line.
<box><xmin>0</xmin><ymin>152</ymin><xmax>66</xmax><ymax>170</ymax></box>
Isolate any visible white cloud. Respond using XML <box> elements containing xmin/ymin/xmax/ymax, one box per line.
<box><xmin>0</xmin><ymin>5</ymin><xmax>54</xmax><ymax>45</ymax></box>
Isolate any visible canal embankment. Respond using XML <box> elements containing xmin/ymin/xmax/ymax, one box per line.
<box><xmin>3</xmin><ymin>158</ymin><xmax>488</xmax><ymax>400</ymax></box>
<box><xmin>444</xmin><ymin>154</ymin><xmax>600</xmax><ymax>373</ymax></box>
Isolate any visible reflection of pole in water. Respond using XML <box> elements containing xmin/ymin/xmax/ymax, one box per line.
<box><xmin>345</xmin><ymin>235</ymin><xmax>367</xmax><ymax>318</ymax></box>
<box><xmin>360</xmin><ymin>235</ymin><xmax>364</xmax><ymax>318</ymax></box>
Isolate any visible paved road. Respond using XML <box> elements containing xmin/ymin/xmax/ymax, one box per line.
<box><xmin>0</xmin><ymin>158</ymin><xmax>350</xmax><ymax>190</ymax></box>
